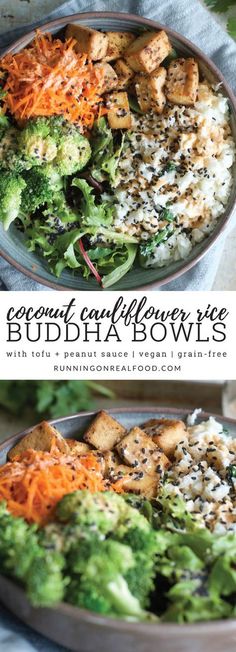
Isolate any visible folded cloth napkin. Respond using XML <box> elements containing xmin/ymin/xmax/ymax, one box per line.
<box><xmin>0</xmin><ymin>0</ymin><xmax>235</xmax><ymax>291</ymax></box>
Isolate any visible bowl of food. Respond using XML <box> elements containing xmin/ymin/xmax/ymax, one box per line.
<box><xmin>0</xmin><ymin>407</ymin><xmax>235</xmax><ymax>652</ymax></box>
<box><xmin>0</xmin><ymin>12</ymin><xmax>235</xmax><ymax>290</ymax></box>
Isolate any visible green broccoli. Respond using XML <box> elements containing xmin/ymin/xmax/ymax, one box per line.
<box><xmin>67</xmin><ymin>539</ymin><xmax>147</xmax><ymax>620</ymax></box>
<box><xmin>56</xmin><ymin>491</ymin><xmax>157</xmax><ymax>612</ymax></box>
<box><xmin>18</xmin><ymin>117</ymin><xmax>57</xmax><ymax>167</ymax></box>
<box><xmin>0</xmin><ymin>171</ymin><xmax>26</xmax><ymax>229</ymax></box>
<box><xmin>0</xmin><ymin>503</ymin><xmax>66</xmax><ymax>607</ymax></box>
<box><xmin>120</xmin><ymin>526</ymin><xmax>158</xmax><ymax>607</ymax></box>
<box><xmin>56</xmin><ymin>490</ymin><xmax>128</xmax><ymax>535</ymax></box>
<box><xmin>20</xmin><ymin>166</ymin><xmax>62</xmax><ymax>214</ymax></box>
<box><xmin>0</xmin><ymin>126</ymin><xmax>31</xmax><ymax>173</ymax></box>
<box><xmin>56</xmin><ymin>490</ymin><xmax>150</xmax><ymax>538</ymax></box>
<box><xmin>54</xmin><ymin>122</ymin><xmax>91</xmax><ymax>176</ymax></box>
<box><xmin>0</xmin><ymin>112</ymin><xmax>9</xmax><ymax>134</ymax></box>
<box><xmin>0</xmin><ymin>502</ymin><xmax>40</xmax><ymax>579</ymax></box>
<box><xmin>26</xmin><ymin>551</ymin><xmax>66</xmax><ymax>607</ymax></box>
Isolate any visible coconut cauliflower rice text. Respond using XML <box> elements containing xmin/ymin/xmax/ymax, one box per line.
<box><xmin>111</xmin><ymin>83</ymin><xmax>235</xmax><ymax>267</ymax></box>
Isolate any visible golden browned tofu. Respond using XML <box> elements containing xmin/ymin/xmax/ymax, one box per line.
<box><xmin>166</xmin><ymin>58</ymin><xmax>199</xmax><ymax>105</ymax></box>
<box><xmin>135</xmin><ymin>67</ymin><xmax>166</xmax><ymax>113</ymax></box>
<box><xmin>94</xmin><ymin>62</ymin><xmax>118</xmax><ymax>92</ymax></box>
<box><xmin>103</xmin><ymin>450</ymin><xmax>120</xmax><ymax>477</ymax></box>
<box><xmin>8</xmin><ymin>421</ymin><xmax>69</xmax><ymax>461</ymax></box>
<box><xmin>125</xmin><ymin>30</ymin><xmax>171</xmax><ymax>73</ymax></box>
<box><xmin>104</xmin><ymin>32</ymin><xmax>135</xmax><ymax>62</ymax></box>
<box><xmin>66</xmin><ymin>23</ymin><xmax>108</xmax><ymax>60</ymax></box>
<box><xmin>90</xmin><ymin>450</ymin><xmax>106</xmax><ymax>475</ymax></box>
<box><xmin>143</xmin><ymin>418</ymin><xmax>187</xmax><ymax>458</ymax></box>
<box><xmin>66</xmin><ymin>439</ymin><xmax>91</xmax><ymax>455</ymax></box>
<box><xmin>111</xmin><ymin>465</ymin><xmax>158</xmax><ymax>499</ymax></box>
<box><xmin>106</xmin><ymin>91</ymin><xmax>131</xmax><ymax>129</ymax></box>
<box><xmin>113</xmin><ymin>58</ymin><xmax>135</xmax><ymax>90</ymax></box>
<box><xmin>84</xmin><ymin>411</ymin><xmax>126</xmax><ymax>451</ymax></box>
<box><xmin>116</xmin><ymin>426</ymin><xmax>169</xmax><ymax>475</ymax></box>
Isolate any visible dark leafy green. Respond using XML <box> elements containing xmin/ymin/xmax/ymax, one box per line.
<box><xmin>139</xmin><ymin>224</ymin><xmax>173</xmax><ymax>257</ymax></box>
<box><xmin>0</xmin><ymin>380</ymin><xmax>114</xmax><ymax>419</ymax></box>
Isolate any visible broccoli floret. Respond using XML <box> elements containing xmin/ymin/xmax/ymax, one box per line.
<box><xmin>69</xmin><ymin>580</ymin><xmax>112</xmax><ymax>615</ymax></box>
<box><xmin>56</xmin><ymin>491</ymin><xmax>157</xmax><ymax>613</ymax></box>
<box><xmin>54</xmin><ymin>123</ymin><xmax>91</xmax><ymax>176</ymax></box>
<box><xmin>18</xmin><ymin>117</ymin><xmax>57</xmax><ymax>167</ymax></box>
<box><xmin>121</xmin><ymin>527</ymin><xmax>158</xmax><ymax>608</ymax></box>
<box><xmin>21</xmin><ymin>166</ymin><xmax>62</xmax><ymax>214</ymax></box>
<box><xmin>57</xmin><ymin>490</ymin><xmax>128</xmax><ymax>535</ymax></box>
<box><xmin>0</xmin><ymin>503</ymin><xmax>66</xmax><ymax>607</ymax></box>
<box><xmin>56</xmin><ymin>490</ymin><xmax>150</xmax><ymax>538</ymax></box>
<box><xmin>0</xmin><ymin>170</ymin><xmax>26</xmax><ymax>229</ymax></box>
<box><xmin>26</xmin><ymin>551</ymin><xmax>66</xmax><ymax>607</ymax></box>
<box><xmin>67</xmin><ymin>539</ymin><xmax>147</xmax><ymax>620</ymax></box>
<box><xmin>0</xmin><ymin>502</ymin><xmax>40</xmax><ymax>579</ymax></box>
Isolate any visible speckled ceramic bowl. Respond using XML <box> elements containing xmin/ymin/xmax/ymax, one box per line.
<box><xmin>0</xmin><ymin>12</ymin><xmax>236</xmax><ymax>290</ymax></box>
<box><xmin>0</xmin><ymin>407</ymin><xmax>235</xmax><ymax>652</ymax></box>
<box><xmin>0</xmin><ymin>12</ymin><xmax>236</xmax><ymax>291</ymax></box>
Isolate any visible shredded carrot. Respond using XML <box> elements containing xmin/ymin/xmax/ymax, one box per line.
<box><xmin>0</xmin><ymin>30</ymin><xmax>106</xmax><ymax>129</ymax></box>
<box><xmin>0</xmin><ymin>441</ymin><xmax>106</xmax><ymax>525</ymax></box>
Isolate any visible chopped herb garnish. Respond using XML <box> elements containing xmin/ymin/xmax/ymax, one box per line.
<box><xmin>128</xmin><ymin>95</ymin><xmax>144</xmax><ymax>115</ymax></box>
<box><xmin>163</xmin><ymin>161</ymin><xmax>177</xmax><ymax>173</ymax></box>
<box><xmin>160</xmin><ymin>207</ymin><xmax>175</xmax><ymax>222</ymax></box>
<box><xmin>140</xmin><ymin>224</ymin><xmax>173</xmax><ymax>257</ymax></box>
<box><xmin>227</xmin><ymin>464</ymin><xmax>236</xmax><ymax>484</ymax></box>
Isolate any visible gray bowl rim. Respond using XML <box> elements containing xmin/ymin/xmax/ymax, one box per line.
<box><xmin>0</xmin><ymin>405</ymin><xmax>235</xmax><ymax>636</ymax></box>
<box><xmin>0</xmin><ymin>11</ymin><xmax>236</xmax><ymax>291</ymax></box>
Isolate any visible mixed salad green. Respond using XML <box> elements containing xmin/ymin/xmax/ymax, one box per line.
<box><xmin>0</xmin><ymin>111</ymin><xmax>139</xmax><ymax>288</ymax></box>
<box><xmin>0</xmin><ymin>490</ymin><xmax>235</xmax><ymax>622</ymax></box>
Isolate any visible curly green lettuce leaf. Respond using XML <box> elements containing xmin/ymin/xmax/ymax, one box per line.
<box><xmin>72</xmin><ymin>177</ymin><xmax>113</xmax><ymax>228</ymax></box>
<box><xmin>101</xmin><ymin>244</ymin><xmax>137</xmax><ymax>288</ymax></box>
<box><xmin>89</xmin><ymin>117</ymin><xmax>125</xmax><ymax>184</ymax></box>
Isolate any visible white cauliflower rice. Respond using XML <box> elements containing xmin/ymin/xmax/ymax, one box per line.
<box><xmin>111</xmin><ymin>82</ymin><xmax>235</xmax><ymax>268</ymax></box>
<box><xmin>166</xmin><ymin>416</ymin><xmax>236</xmax><ymax>534</ymax></box>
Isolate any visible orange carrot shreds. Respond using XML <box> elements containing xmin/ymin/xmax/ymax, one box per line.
<box><xmin>0</xmin><ymin>447</ymin><xmax>106</xmax><ymax>526</ymax></box>
<box><xmin>0</xmin><ymin>30</ymin><xmax>106</xmax><ymax>130</ymax></box>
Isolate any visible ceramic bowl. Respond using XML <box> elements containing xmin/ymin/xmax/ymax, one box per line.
<box><xmin>0</xmin><ymin>12</ymin><xmax>236</xmax><ymax>290</ymax></box>
<box><xmin>0</xmin><ymin>407</ymin><xmax>235</xmax><ymax>652</ymax></box>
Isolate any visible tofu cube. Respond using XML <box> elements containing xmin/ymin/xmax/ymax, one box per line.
<box><xmin>116</xmin><ymin>426</ymin><xmax>170</xmax><ymax>475</ymax></box>
<box><xmin>106</xmin><ymin>91</ymin><xmax>131</xmax><ymax>129</ymax></box>
<box><xmin>104</xmin><ymin>32</ymin><xmax>136</xmax><ymax>62</ymax></box>
<box><xmin>135</xmin><ymin>67</ymin><xmax>166</xmax><ymax>114</ymax></box>
<box><xmin>104</xmin><ymin>450</ymin><xmax>120</xmax><ymax>477</ymax></box>
<box><xmin>166</xmin><ymin>58</ymin><xmax>199</xmax><ymax>105</ymax></box>
<box><xmin>111</xmin><ymin>464</ymin><xmax>159</xmax><ymax>499</ymax></box>
<box><xmin>84</xmin><ymin>410</ymin><xmax>126</xmax><ymax>451</ymax></box>
<box><xmin>94</xmin><ymin>62</ymin><xmax>118</xmax><ymax>92</ymax></box>
<box><xmin>8</xmin><ymin>421</ymin><xmax>69</xmax><ymax>461</ymax></box>
<box><xmin>125</xmin><ymin>30</ymin><xmax>171</xmax><ymax>73</ymax></box>
<box><xmin>66</xmin><ymin>439</ymin><xmax>91</xmax><ymax>455</ymax></box>
<box><xmin>66</xmin><ymin>23</ymin><xmax>108</xmax><ymax>60</ymax></box>
<box><xmin>113</xmin><ymin>58</ymin><xmax>135</xmax><ymax>90</ymax></box>
<box><xmin>142</xmin><ymin>418</ymin><xmax>187</xmax><ymax>458</ymax></box>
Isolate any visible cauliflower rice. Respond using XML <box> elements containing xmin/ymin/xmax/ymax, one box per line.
<box><xmin>166</xmin><ymin>416</ymin><xmax>236</xmax><ymax>534</ymax></box>
<box><xmin>112</xmin><ymin>82</ymin><xmax>235</xmax><ymax>267</ymax></box>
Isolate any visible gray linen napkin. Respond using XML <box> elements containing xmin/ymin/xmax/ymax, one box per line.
<box><xmin>0</xmin><ymin>0</ymin><xmax>235</xmax><ymax>290</ymax></box>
